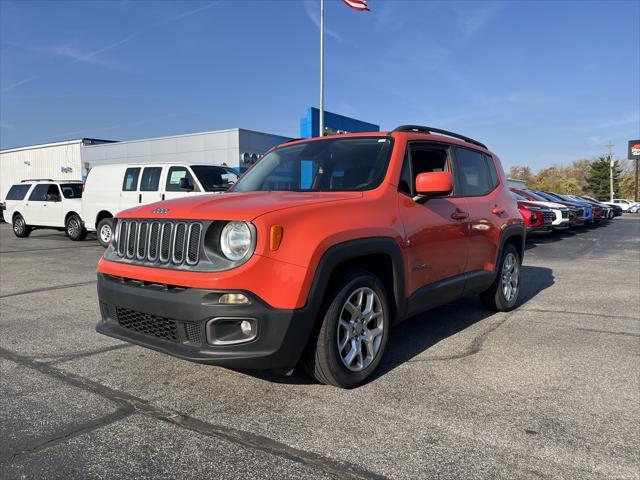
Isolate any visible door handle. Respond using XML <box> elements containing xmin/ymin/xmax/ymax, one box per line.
<box><xmin>138</xmin><ymin>194</ymin><xmax>142</xmax><ymax>203</ymax></box>
<box><xmin>451</xmin><ymin>209</ymin><xmax>469</xmax><ymax>220</ymax></box>
<box><xmin>492</xmin><ymin>205</ymin><xmax>505</xmax><ymax>215</ymax></box>
<box><xmin>161</xmin><ymin>194</ymin><xmax>165</xmax><ymax>201</ymax></box>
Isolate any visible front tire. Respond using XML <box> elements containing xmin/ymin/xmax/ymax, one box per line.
<box><xmin>303</xmin><ymin>269</ymin><xmax>390</xmax><ymax>388</ymax></box>
<box><xmin>480</xmin><ymin>243</ymin><xmax>521</xmax><ymax>312</ymax></box>
<box><xmin>12</xmin><ymin>214</ymin><xmax>32</xmax><ymax>238</ymax></box>
<box><xmin>66</xmin><ymin>214</ymin><xmax>87</xmax><ymax>241</ymax></box>
<box><xmin>96</xmin><ymin>218</ymin><xmax>114</xmax><ymax>247</ymax></box>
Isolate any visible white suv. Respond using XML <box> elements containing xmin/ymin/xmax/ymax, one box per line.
<box><xmin>4</xmin><ymin>179</ymin><xmax>87</xmax><ymax>240</ymax></box>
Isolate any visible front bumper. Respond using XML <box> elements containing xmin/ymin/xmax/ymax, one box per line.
<box><xmin>96</xmin><ymin>273</ymin><xmax>314</xmax><ymax>370</ymax></box>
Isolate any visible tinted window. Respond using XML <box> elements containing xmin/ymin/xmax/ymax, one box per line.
<box><xmin>454</xmin><ymin>147</ymin><xmax>491</xmax><ymax>196</ymax></box>
<box><xmin>60</xmin><ymin>183</ymin><xmax>82</xmax><ymax>199</ymax></box>
<box><xmin>484</xmin><ymin>155</ymin><xmax>499</xmax><ymax>188</ymax></box>
<box><xmin>166</xmin><ymin>166</ymin><xmax>196</xmax><ymax>192</ymax></box>
<box><xmin>122</xmin><ymin>168</ymin><xmax>141</xmax><ymax>191</ymax></box>
<box><xmin>140</xmin><ymin>167</ymin><xmax>162</xmax><ymax>191</ymax></box>
<box><xmin>46</xmin><ymin>184</ymin><xmax>61</xmax><ymax>201</ymax></box>
<box><xmin>232</xmin><ymin>137</ymin><xmax>393</xmax><ymax>192</ymax></box>
<box><xmin>28</xmin><ymin>184</ymin><xmax>50</xmax><ymax>201</ymax></box>
<box><xmin>5</xmin><ymin>184</ymin><xmax>31</xmax><ymax>201</ymax></box>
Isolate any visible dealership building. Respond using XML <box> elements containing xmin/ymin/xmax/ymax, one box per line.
<box><xmin>0</xmin><ymin>108</ymin><xmax>379</xmax><ymax>200</ymax></box>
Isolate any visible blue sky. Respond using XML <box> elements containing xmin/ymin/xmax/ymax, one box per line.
<box><xmin>1</xmin><ymin>0</ymin><xmax>638</xmax><ymax>171</ymax></box>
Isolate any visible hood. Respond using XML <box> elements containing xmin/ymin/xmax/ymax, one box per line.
<box><xmin>528</xmin><ymin>200</ymin><xmax>566</xmax><ymax>209</ymax></box>
<box><xmin>117</xmin><ymin>190</ymin><xmax>363</xmax><ymax>221</ymax></box>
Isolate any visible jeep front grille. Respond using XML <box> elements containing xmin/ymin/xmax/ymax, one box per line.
<box><xmin>115</xmin><ymin>219</ymin><xmax>202</xmax><ymax>267</ymax></box>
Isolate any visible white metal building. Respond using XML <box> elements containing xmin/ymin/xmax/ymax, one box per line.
<box><xmin>0</xmin><ymin>138</ymin><xmax>112</xmax><ymax>201</ymax></box>
<box><xmin>1</xmin><ymin>128</ymin><xmax>291</xmax><ymax>201</ymax></box>
<box><xmin>82</xmin><ymin>128</ymin><xmax>291</xmax><ymax>173</ymax></box>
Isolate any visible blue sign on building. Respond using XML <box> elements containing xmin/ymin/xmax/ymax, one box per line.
<box><xmin>299</xmin><ymin>107</ymin><xmax>379</xmax><ymax>138</ymax></box>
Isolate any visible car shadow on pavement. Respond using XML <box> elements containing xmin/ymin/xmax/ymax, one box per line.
<box><xmin>244</xmin><ymin>265</ymin><xmax>554</xmax><ymax>386</ymax></box>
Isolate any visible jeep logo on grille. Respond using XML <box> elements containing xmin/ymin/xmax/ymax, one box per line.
<box><xmin>152</xmin><ymin>208</ymin><xmax>170</xmax><ymax>214</ymax></box>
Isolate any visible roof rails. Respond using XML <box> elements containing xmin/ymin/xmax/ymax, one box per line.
<box><xmin>392</xmin><ymin>125</ymin><xmax>488</xmax><ymax>150</ymax></box>
<box><xmin>21</xmin><ymin>179</ymin><xmax>83</xmax><ymax>183</ymax></box>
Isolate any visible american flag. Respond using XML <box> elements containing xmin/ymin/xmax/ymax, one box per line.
<box><xmin>341</xmin><ymin>0</ymin><xmax>369</xmax><ymax>11</ymax></box>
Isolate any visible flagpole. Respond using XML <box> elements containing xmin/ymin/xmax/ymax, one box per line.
<box><xmin>319</xmin><ymin>0</ymin><xmax>324</xmax><ymax>137</ymax></box>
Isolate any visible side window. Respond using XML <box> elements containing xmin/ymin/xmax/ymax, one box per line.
<box><xmin>454</xmin><ymin>147</ymin><xmax>491</xmax><ymax>197</ymax></box>
<box><xmin>139</xmin><ymin>167</ymin><xmax>162</xmax><ymax>192</ymax></box>
<box><xmin>46</xmin><ymin>184</ymin><xmax>61</xmax><ymax>201</ymax></box>
<box><xmin>407</xmin><ymin>143</ymin><xmax>451</xmax><ymax>195</ymax></box>
<box><xmin>122</xmin><ymin>168</ymin><xmax>141</xmax><ymax>191</ymax></box>
<box><xmin>484</xmin><ymin>155</ymin><xmax>500</xmax><ymax>189</ymax></box>
<box><xmin>28</xmin><ymin>184</ymin><xmax>50</xmax><ymax>201</ymax></box>
<box><xmin>166</xmin><ymin>167</ymin><xmax>195</xmax><ymax>192</ymax></box>
<box><xmin>5</xmin><ymin>184</ymin><xmax>31</xmax><ymax>201</ymax></box>
<box><xmin>398</xmin><ymin>154</ymin><xmax>412</xmax><ymax>196</ymax></box>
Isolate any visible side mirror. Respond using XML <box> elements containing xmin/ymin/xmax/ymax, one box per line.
<box><xmin>179</xmin><ymin>177</ymin><xmax>194</xmax><ymax>191</ymax></box>
<box><xmin>415</xmin><ymin>172</ymin><xmax>453</xmax><ymax>198</ymax></box>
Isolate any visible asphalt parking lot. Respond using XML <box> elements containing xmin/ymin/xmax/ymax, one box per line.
<box><xmin>1</xmin><ymin>217</ymin><xmax>638</xmax><ymax>480</ymax></box>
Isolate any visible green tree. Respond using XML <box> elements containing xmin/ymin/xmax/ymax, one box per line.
<box><xmin>585</xmin><ymin>156</ymin><xmax>623</xmax><ymax>200</ymax></box>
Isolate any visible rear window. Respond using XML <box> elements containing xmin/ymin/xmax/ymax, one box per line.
<box><xmin>60</xmin><ymin>183</ymin><xmax>82</xmax><ymax>199</ymax></box>
<box><xmin>5</xmin><ymin>184</ymin><xmax>31</xmax><ymax>201</ymax></box>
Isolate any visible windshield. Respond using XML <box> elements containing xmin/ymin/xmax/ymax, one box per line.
<box><xmin>520</xmin><ymin>189</ymin><xmax>546</xmax><ymax>202</ymax></box>
<box><xmin>512</xmin><ymin>191</ymin><xmax>528</xmax><ymax>201</ymax></box>
<box><xmin>191</xmin><ymin>166</ymin><xmax>238</xmax><ymax>192</ymax></box>
<box><xmin>60</xmin><ymin>183</ymin><xmax>82</xmax><ymax>199</ymax></box>
<box><xmin>232</xmin><ymin>137</ymin><xmax>393</xmax><ymax>192</ymax></box>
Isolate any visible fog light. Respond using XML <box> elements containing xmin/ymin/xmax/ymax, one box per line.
<box><xmin>240</xmin><ymin>320</ymin><xmax>253</xmax><ymax>335</ymax></box>
<box><xmin>219</xmin><ymin>293</ymin><xmax>250</xmax><ymax>305</ymax></box>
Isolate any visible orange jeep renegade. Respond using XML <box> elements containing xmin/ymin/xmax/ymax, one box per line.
<box><xmin>96</xmin><ymin>126</ymin><xmax>525</xmax><ymax>388</ymax></box>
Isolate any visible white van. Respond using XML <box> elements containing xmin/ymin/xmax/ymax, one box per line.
<box><xmin>82</xmin><ymin>163</ymin><xmax>238</xmax><ymax>247</ymax></box>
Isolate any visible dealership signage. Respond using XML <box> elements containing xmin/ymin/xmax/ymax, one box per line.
<box><xmin>629</xmin><ymin>140</ymin><xmax>640</xmax><ymax>160</ymax></box>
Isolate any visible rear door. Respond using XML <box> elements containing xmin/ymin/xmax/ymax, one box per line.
<box><xmin>138</xmin><ymin>166</ymin><xmax>163</xmax><ymax>205</ymax></box>
<box><xmin>453</xmin><ymin>147</ymin><xmax>501</xmax><ymax>273</ymax></box>
<box><xmin>119</xmin><ymin>167</ymin><xmax>141</xmax><ymax>211</ymax></box>
<box><xmin>25</xmin><ymin>184</ymin><xmax>50</xmax><ymax>225</ymax></box>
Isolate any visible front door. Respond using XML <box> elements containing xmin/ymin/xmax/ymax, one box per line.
<box><xmin>398</xmin><ymin>142</ymin><xmax>469</xmax><ymax>297</ymax></box>
<box><xmin>163</xmin><ymin>166</ymin><xmax>200</xmax><ymax>201</ymax></box>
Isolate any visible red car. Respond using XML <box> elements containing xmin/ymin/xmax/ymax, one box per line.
<box><xmin>517</xmin><ymin>200</ymin><xmax>553</xmax><ymax>234</ymax></box>
<box><xmin>96</xmin><ymin>125</ymin><xmax>525</xmax><ymax>387</ymax></box>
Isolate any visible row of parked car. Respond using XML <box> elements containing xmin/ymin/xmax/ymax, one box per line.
<box><xmin>0</xmin><ymin>162</ymin><xmax>637</xmax><ymax>245</ymax></box>
<box><xmin>511</xmin><ymin>187</ymin><xmax>635</xmax><ymax>235</ymax></box>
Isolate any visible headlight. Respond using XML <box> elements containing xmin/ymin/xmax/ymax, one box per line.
<box><xmin>220</xmin><ymin>221</ymin><xmax>254</xmax><ymax>261</ymax></box>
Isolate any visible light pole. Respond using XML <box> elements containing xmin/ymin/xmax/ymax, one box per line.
<box><xmin>607</xmin><ymin>141</ymin><xmax>615</xmax><ymax>202</ymax></box>
<box><xmin>319</xmin><ymin>0</ymin><xmax>324</xmax><ymax>137</ymax></box>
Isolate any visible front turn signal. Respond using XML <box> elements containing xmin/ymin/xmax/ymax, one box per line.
<box><xmin>269</xmin><ymin>225</ymin><xmax>283</xmax><ymax>251</ymax></box>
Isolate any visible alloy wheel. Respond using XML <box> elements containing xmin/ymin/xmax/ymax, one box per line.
<box><xmin>13</xmin><ymin>217</ymin><xmax>24</xmax><ymax>234</ymax></box>
<box><xmin>336</xmin><ymin>287</ymin><xmax>385</xmax><ymax>372</ymax></box>
<box><xmin>501</xmin><ymin>252</ymin><xmax>519</xmax><ymax>302</ymax></box>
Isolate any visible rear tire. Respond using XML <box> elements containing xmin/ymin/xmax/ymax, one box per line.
<box><xmin>96</xmin><ymin>218</ymin><xmax>114</xmax><ymax>248</ymax></box>
<box><xmin>303</xmin><ymin>269</ymin><xmax>390</xmax><ymax>388</ymax></box>
<box><xmin>12</xmin><ymin>214</ymin><xmax>32</xmax><ymax>238</ymax></box>
<box><xmin>480</xmin><ymin>243</ymin><xmax>521</xmax><ymax>312</ymax></box>
<box><xmin>66</xmin><ymin>214</ymin><xmax>87</xmax><ymax>241</ymax></box>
